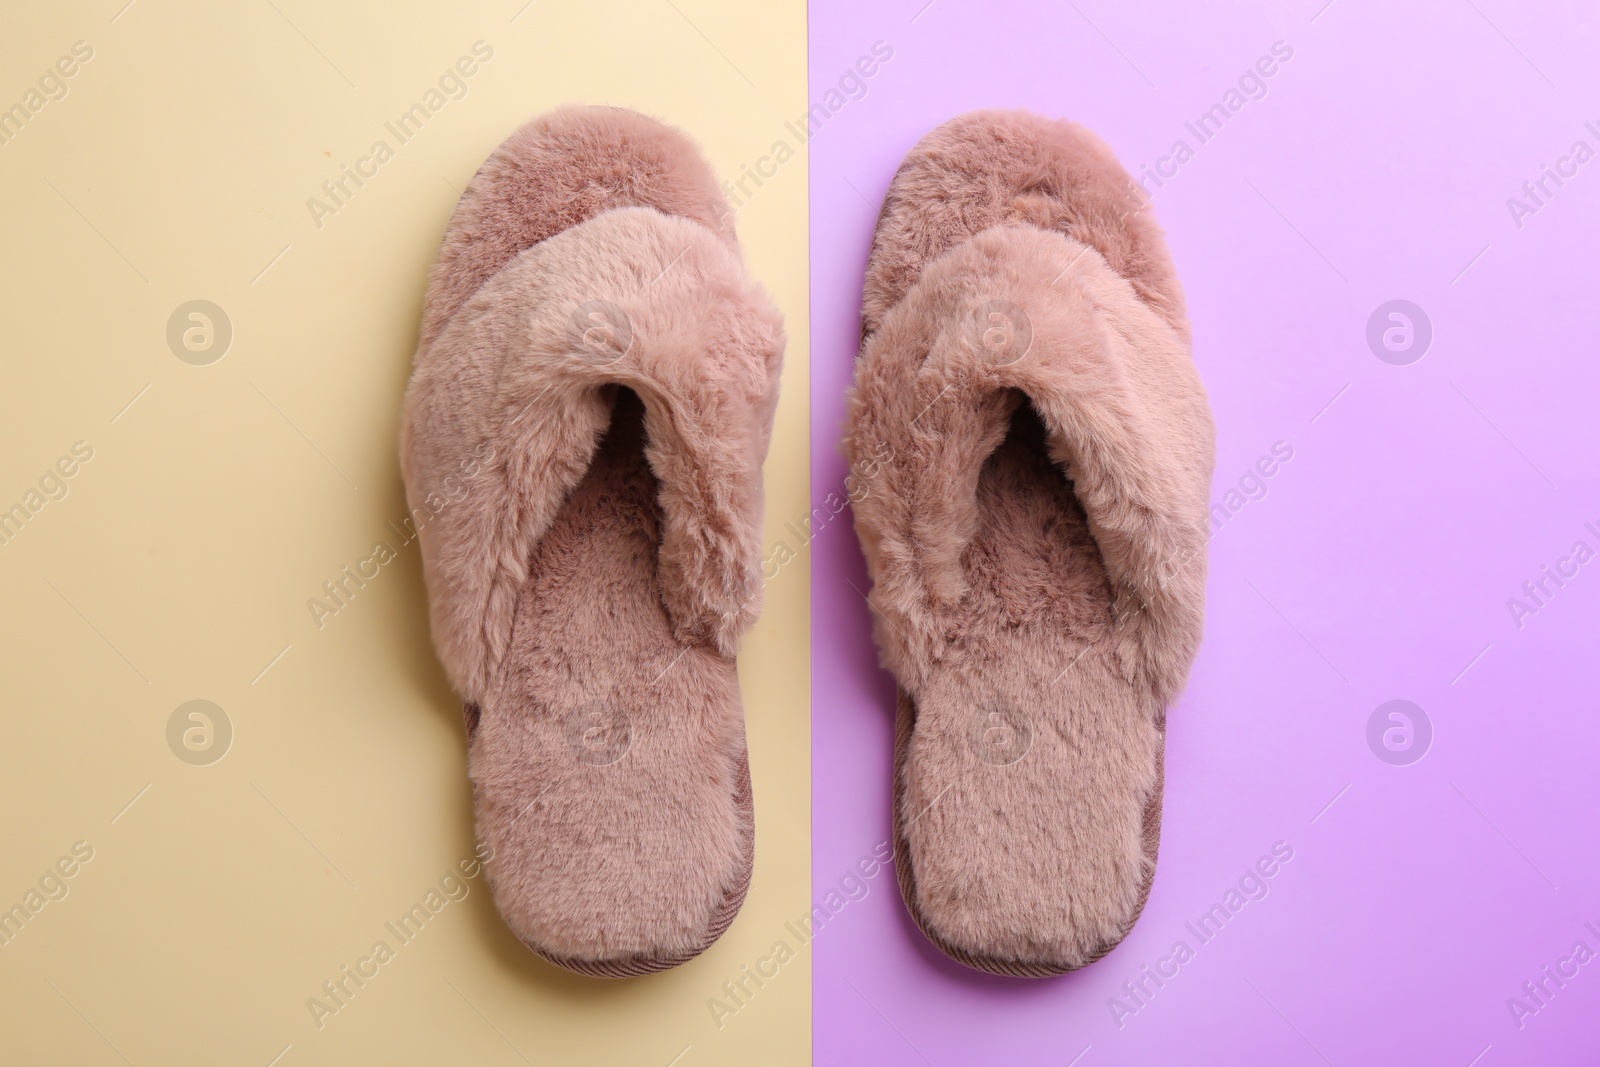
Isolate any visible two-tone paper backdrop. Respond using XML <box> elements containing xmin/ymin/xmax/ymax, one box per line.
<box><xmin>3</xmin><ymin>0</ymin><xmax>1597</xmax><ymax>1064</ymax></box>
<box><xmin>811</xmin><ymin>0</ymin><xmax>1600</xmax><ymax>1064</ymax></box>
<box><xmin>0</xmin><ymin>1</ymin><xmax>807</xmax><ymax>1065</ymax></box>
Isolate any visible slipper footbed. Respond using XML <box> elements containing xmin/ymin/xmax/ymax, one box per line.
<box><xmin>891</xmin><ymin>403</ymin><xmax>1162</xmax><ymax>974</ymax></box>
<box><xmin>477</xmin><ymin>390</ymin><xmax>753</xmax><ymax>972</ymax></box>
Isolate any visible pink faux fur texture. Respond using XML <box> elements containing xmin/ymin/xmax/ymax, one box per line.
<box><xmin>418</xmin><ymin>104</ymin><xmax>737</xmax><ymax>355</ymax></box>
<box><xmin>845</xmin><ymin>110</ymin><xmax>1215</xmax><ymax>977</ymax></box>
<box><xmin>400</xmin><ymin>106</ymin><xmax>784</xmax><ymax>976</ymax></box>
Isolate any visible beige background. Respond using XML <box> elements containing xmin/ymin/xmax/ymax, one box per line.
<box><xmin>0</xmin><ymin>1</ymin><xmax>809</xmax><ymax>1064</ymax></box>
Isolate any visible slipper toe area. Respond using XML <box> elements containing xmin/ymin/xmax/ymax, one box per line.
<box><xmin>863</xmin><ymin>108</ymin><xmax>1186</xmax><ymax>342</ymax></box>
<box><xmin>421</xmin><ymin>104</ymin><xmax>738</xmax><ymax>352</ymax></box>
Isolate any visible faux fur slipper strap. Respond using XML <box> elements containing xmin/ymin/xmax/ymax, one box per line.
<box><xmin>849</xmin><ymin>221</ymin><xmax>1213</xmax><ymax>705</ymax></box>
<box><xmin>403</xmin><ymin>204</ymin><xmax>783</xmax><ymax>706</ymax></box>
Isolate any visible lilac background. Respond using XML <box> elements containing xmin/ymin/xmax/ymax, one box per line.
<box><xmin>808</xmin><ymin>1</ymin><xmax>1600</xmax><ymax>1063</ymax></box>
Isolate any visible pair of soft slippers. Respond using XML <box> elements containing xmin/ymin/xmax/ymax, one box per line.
<box><xmin>401</xmin><ymin>105</ymin><xmax>1214</xmax><ymax>979</ymax></box>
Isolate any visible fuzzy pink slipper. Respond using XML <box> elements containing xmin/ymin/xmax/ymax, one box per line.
<box><xmin>844</xmin><ymin>110</ymin><xmax>1214</xmax><ymax>976</ymax></box>
<box><xmin>401</xmin><ymin>106</ymin><xmax>784</xmax><ymax>976</ymax></box>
